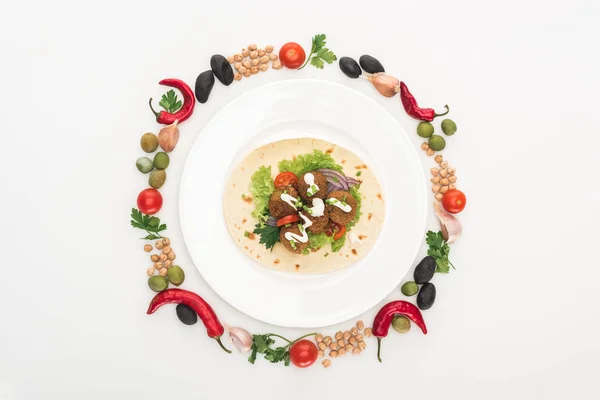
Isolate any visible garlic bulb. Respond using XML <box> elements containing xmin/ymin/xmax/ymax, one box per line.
<box><xmin>434</xmin><ymin>202</ymin><xmax>462</xmax><ymax>244</ymax></box>
<box><xmin>223</xmin><ymin>324</ymin><xmax>253</xmax><ymax>353</ymax></box>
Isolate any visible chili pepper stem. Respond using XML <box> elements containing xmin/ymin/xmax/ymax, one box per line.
<box><xmin>376</xmin><ymin>337</ymin><xmax>383</xmax><ymax>363</ymax></box>
<box><xmin>148</xmin><ymin>98</ymin><xmax>160</xmax><ymax>118</ymax></box>
<box><xmin>434</xmin><ymin>105</ymin><xmax>450</xmax><ymax>118</ymax></box>
<box><xmin>215</xmin><ymin>336</ymin><xmax>232</xmax><ymax>354</ymax></box>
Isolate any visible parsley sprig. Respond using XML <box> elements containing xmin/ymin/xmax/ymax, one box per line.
<box><xmin>130</xmin><ymin>208</ymin><xmax>167</xmax><ymax>240</ymax></box>
<box><xmin>253</xmin><ymin>223</ymin><xmax>280</xmax><ymax>251</ymax></box>
<box><xmin>426</xmin><ymin>230</ymin><xmax>455</xmax><ymax>273</ymax></box>
<box><xmin>159</xmin><ymin>89</ymin><xmax>182</xmax><ymax>113</ymax></box>
<box><xmin>248</xmin><ymin>332</ymin><xmax>317</xmax><ymax>366</ymax></box>
<box><xmin>298</xmin><ymin>34</ymin><xmax>337</xmax><ymax>70</ymax></box>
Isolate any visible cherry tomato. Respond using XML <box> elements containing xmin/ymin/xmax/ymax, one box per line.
<box><xmin>277</xmin><ymin>214</ymin><xmax>300</xmax><ymax>227</ymax></box>
<box><xmin>289</xmin><ymin>339</ymin><xmax>318</xmax><ymax>368</ymax></box>
<box><xmin>137</xmin><ymin>188</ymin><xmax>163</xmax><ymax>215</ymax></box>
<box><xmin>279</xmin><ymin>42</ymin><xmax>306</xmax><ymax>69</ymax></box>
<box><xmin>333</xmin><ymin>224</ymin><xmax>346</xmax><ymax>240</ymax></box>
<box><xmin>274</xmin><ymin>171</ymin><xmax>299</xmax><ymax>189</ymax></box>
<box><xmin>441</xmin><ymin>189</ymin><xmax>467</xmax><ymax>214</ymax></box>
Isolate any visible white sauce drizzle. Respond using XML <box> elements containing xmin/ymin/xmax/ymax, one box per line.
<box><xmin>304</xmin><ymin>173</ymin><xmax>319</xmax><ymax>197</ymax></box>
<box><xmin>280</xmin><ymin>193</ymin><xmax>298</xmax><ymax>209</ymax></box>
<box><xmin>326</xmin><ymin>198</ymin><xmax>352</xmax><ymax>213</ymax></box>
<box><xmin>309</xmin><ymin>198</ymin><xmax>325</xmax><ymax>217</ymax></box>
<box><xmin>284</xmin><ymin>213</ymin><xmax>312</xmax><ymax>243</ymax></box>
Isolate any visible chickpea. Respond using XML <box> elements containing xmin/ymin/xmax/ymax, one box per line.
<box><xmin>251</xmin><ymin>58</ymin><xmax>260</xmax><ymax>66</ymax></box>
<box><xmin>144</xmin><ymin>244</ymin><xmax>152</xmax><ymax>252</ymax></box>
<box><xmin>323</xmin><ymin>336</ymin><xmax>332</xmax><ymax>345</ymax></box>
<box><xmin>420</xmin><ymin>142</ymin><xmax>429</xmax><ymax>151</ymax></box>
<box><xmin>329</xmin><ymin>343</ymin><xmax>337</xmax><ymax>351</ymax></box>
<box><xmin>449</xmin><ymin>184</ymin><xmax>456</xmax><ymax>190</ymax></box>
<box><xmin>243</xmin><ymin>69</ymin><xmax>251</xmax><ymax>78</ymax></box>
<box><xmin>439</xmin><ymin>169</ymin><xmax>448</xmax><ymax>178</ymax></box>
<box><xmin>265</xmin><ymin>45</ymin><xmax>274</xmax><ymax>53</ymax></box>
<box><xmin>269</xmin><ymin>54</ymin><xmax>278</xmax><ymax>61</ymax></box>
<box><xmin>318</xmin><ymin>342</ymin><xmax>327</xmax><ymax>351</ymax></box>
<box><xmin>238</xmin><ymin>66</ymin><xmax>247</xmax><ymax>74</ymax></box>
<box><xmin>250</xmin><ymin>66</ymin><xmax>259</xmax><ymax>75</ymax></box>
<box><xmin>150</xmin><ymin>254</ymin><xmax>159</xmax><ymax>262</ymax></box>
<box><xmin>322</xmin><ymin>359</ymin><xmax>332</xmax><ymax>368</ymax></box>
<box><xmin>318</xmin><ymin>350</ymin><xmax>324</xmax><ymax>358</ymax></box>
<box><xmin>352</xmin><ymin>347</ymin><xmax>361</xmax><ymax>355</ymax></box>
<box><xmin>234</xmin><ymin>73</ymin><xmax>242</xmax><ymax>81</ymax></box>
<box><xmin>159</xmin><ymin>268</ymin><xmax>168</xmax><ymax>277</ymax></box>
<box><xmin>159</xmin><ymin>254</ymin><xmax>168</xmax><ymax>262</ymax></box>
<box><xmin>153</xmin><ymin>261</ymin><xmax>163</xmax><ymax>269</ymax></box>
<box><xmin>350</xmin><ymin>327</ymin><xmax>358</xmax><ymax>336</ymax></box>
<box><xmin>358</xmin><ymin>341</ymin><xmax>367</xmax><ymax>350</ymax></box>
<box><xmin>241</xmin><ymin>48</ymin><xmax>249</xmax><ymax>57</ymax></box>
<box><xmin>260</xmin><ymin>55</ymin><xmax>269</xmax><ymax>64</ymax></box>
<box><xmin>364</xmin><ymin>328</ymin><xmax>372</xmax><ymax>337</ymax></box>
<box><xmin>337</xmin><ymin>339</ymin><xmax>345</xmax><ymax>347</ymax></box>
<box><xmin>226</xmin><ymin>55</ymin><xmax>234</xmax><ymax>63</ymax></box>
<box><xmin>355</xmin><ymin>334</ymin><xmax>363</xmax><ymax>341</ymax></box>
<box><xmin>343</xmin><ymin>331</ymin><xmax>351</xmax><ymax>340</ymax></box>
<box><xmin>440</xmin><ymin>178</ymin><xmax>450</xmax><ymax>186</ymax></box>
<box><xmin>434</xmin><ymin>155</ymin><xmax>443</xmax><ymax>164</ymax></box>
<box><xmin>449</xmin><ymin>175</ymin><xmax>457</xmax><ymax>183</ymax></box>
<box><xmin>330</xmin><ymin>350</ymin><xmax>338</xmax><ymax>358</ymax></box>
<box><xmin>447</xmin><ymin>167</ymin><xmax>455</xmax><ymax>175</ymax></box>
<box><xmin>162</xmin><ymin>246</ymin><xmax>171</xmax><ymax>255</ymax></box>
<box><xmin>258</xmin><ymin>50</ymin><xmax>266</xmax><ymax>57</ymax></box>
<box><xmin>168</xmin><ymin>251</ymin><xmax>176</xmax><ymax>261</ymax></box>
<box><xmin>338</xmin><ymin>348</ymin><xmax>346</xmax><ymax>356</ymax></box>
<box><xmin>272</xmin><ymin>60</ymin><xmax>283</xmax><ymax>70</ymax></box>
<box><xmin>345</xmin><ymin>344</ymin><xmax>353</xmax><ymax>352</ymax></box>
<box><xmin>435</xmin><ymin>193</ymin><xmax>444</xmax><ymax>201</ymax></box>
<box><xmin>431</xmin><ymin>177</ymin><xmax>440</xmax><ymax>184</ymax></box>
<box><xmin>432</xmin><ymin>185</ymin><xmax>441</xmax><ymax>193</ymax></box>
<box><xmin>163</xmin><ymin>238</ymin><xmax>170</xmax><ymax>246</ymax></box>
<box><xmin>440</xmin><ymin>161</ymin><xmax>449</xmax><ymax>168</ymax></box>
<box><xmin>242</xmin><ymin>60</ymin><xmax>252</xmax><ymax>69</ymax></box>
<box><xmin>349</xmin><ymin>336</ymin><xmax>357</xmax><ymax>345</ymax></box>
<box><xmin>146</xmin><ymin>267</ymin><xmax>154</xmax><ymax>276</ymax></box>
<box><xmin>233</xmin><ymin>54</ymin><xmax>243</xmax><ymax>62</ymax></box>
<box><xmin>440</xmin><ymin>185</ymin><xmax>449</xmax><ymax>194</ymax></box>
<box><xmin>249</xmin><ymin>50</ymin><xmax>258</xmax><ymax>59</ymax></box>
<box><xmin>431</xmin><ymin>168</ymin><xmax>439</xmax><ymax>176</ymax></box>
<box><xmin>357</xmin><ymin>320</ymin><xmax>364</xmax><ymax>330</ymax></box>
<box><xmin>259</xmin><ymin>64</ymin><xmax>268</xmax><ymax>72</ymax></box>
<box><xmin>164</xmin><ymin>260</ymin><xmax>172</xmax><ymax>269</ymax></box>
<box><xmin>248</xmin><ymin>44</ymin><xmax>257</xmax><ymax>51</ymax></box>
<box><xmin>335</xmin><ymin>331</ymin><xmax>343</xmax><ymax>340</ymax></box>
<box><xmin>155</xmin><ymin>241</ymin><xmax>164</xmax><ymax>250</ymax></box>
<box><xmin>315</xmin><ymin>333</ymin><xmax>323</xmax><ymax>342</ymax></box>
<box><xmin>426</xmin><ymin>148</ymin><xmax>435</xmax><ymax>157</ymax></box>
<box><xmin>234</xmin><ymin>61</ymin><xmax>242</xmax><ymax>70</ymax></box>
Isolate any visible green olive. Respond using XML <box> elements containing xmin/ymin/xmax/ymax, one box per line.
<box><xmin>401</xmin><ymin>281</ymin><xmax>419</xmax><ymax>296</ymax></box>
<box><xmin>417</xmin><ymin>122</ymin><xmax>434</xmax><ymax>138</ymax></box>
<box><xmin>141</xmin><ymin>133</ymin><xmax>158</xmax><ymax>153</ymax></box>
<box><xmin>148</xmin><ymin>276</ymin><xmax>168</xmax><ymax>292</ymax></box>
<box><xmin>167</xmin><ymin>265</ymin><xmax>185</xmax><ymax>286</ymax></box>
<box><xmin>153</xmin><ymin>152</ymin><xmax>170</xmax><ymax>170</ymax></box>
<box><xmin>136</xmin><ymin>157</ymin><xmax>153</xmax><ymax>174</ymax></box>
<box><xmin>392</xmin><ymin>315</ymin><xmax>411</xmax><ymax>333</ymax></box>
<box><xmin>149</xmin><ymin>169</ymin><xmax>166</xmax><ymax>189</ymax></box>
<box><xmin>428</xmin><ymin>135</ymin><xmax>446</xmax><ymax>151</ymax></box>
<box><xmin>441</xmin><ymin>119</ymin><xmax>457</xmax><ymax>136</ymax></box>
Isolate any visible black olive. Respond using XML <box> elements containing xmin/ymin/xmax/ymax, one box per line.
<box><xmin>417</xmin><ymin>282</ymin><xmax>436</xmax><ymax>310</ymax></box>
<box><xmin>195</xmin><ymin>70</ymin><xmax>215</xmax><ymax>104</ymax></box>
<box><xmin>359</xmin><ymin>55</ymin><xmax>385</xmax><ymax>74</ymax></box>
<box><xmin>413</xmin><ymin>256</ymin><xmax>436</xmax><ymax>284</ymax></box>
<box><xmin>176</xmin><ymin>304</ymin><xmax>198</xmax><ymax>325</ymax></box>
<box><xmin>339</xmin><ymin>56</ymin><xmax>362</xmax><ymax>79</ymax></box>
<box><xmin>210</xmin><ymin>54</ymin><xmax>234</xmax><ymax>86</ymax></box>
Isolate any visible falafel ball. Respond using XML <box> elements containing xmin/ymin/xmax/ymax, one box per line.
<box><xmin>298</xmin><ymin>171</ymin><xmax>328</xmax><ymax>202</ymax></box>
<box><xmin>300</xmin><ymin>210</ymin><xmax>330</xmax><ymax>234</ymax></box>
<box><xmin>269</xmin><ymin>187</ymin><xmax>300</xmax><ymax>219</ymax></box>
<box><xmin>279</xmin><ymin>223</ymin><xmax>310</xmax><ymax>254</ymax></box>
<box><xmin>326</xmin><ymin>190</ymin><xmax>358</xmax><ymax>226</ymax></box>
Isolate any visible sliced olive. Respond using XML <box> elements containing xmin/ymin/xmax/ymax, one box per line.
<box><xmin>359</xmin><ymin>55</ymin><xmax>385</xmax><ymax>74</ymax></box>
<box><xmin>339</xmin><ymin>57</ymin><xmax>362</xmax><ymax>78</ymax></box>
<box><xmin>210</xmin><ymin>55</ymin><xmax>234</xmax><ymax>86</ymax></box>
<box><xmin>195</xmin><ymin>70</ymin><xmax>215</xmax><ymax>104</ymax></box>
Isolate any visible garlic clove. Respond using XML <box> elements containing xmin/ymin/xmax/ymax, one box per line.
<box><xmin>223</xmin><ymin>324</ymin><xmax>253</xmax><ymax>353</ymax></box>
<box><xmin>433</xmin><ymin>202</ymin><xmax>462</xmax><ymax>244</ymax></box>
<box><xmin>158</xmin><ymin>120</ymin><xmax>180</xmax><ymax>153</ymax></box>
<box><xmin>367</xmin><ymin>73</ymin><xmax>400</xmax><ymax>98</ymax></box>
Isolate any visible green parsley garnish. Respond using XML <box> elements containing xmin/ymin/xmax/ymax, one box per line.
<box><xmin>130</xmin><ymin>208</ymin><xmax>167</xmax><ymax>240</ymax></box>
<box><xmin>253</xmin><ymin>223</ymin><xmax>280</xmax><ymax>251</ymax></box>
<box><xmin>241</xmin><ymin>193</ymin><xmax>246</xmax><ymax>199</ymax></box>
<box><xmin>244</xmin><ymin>231</ymin><xmax>250</xmax><ymax>237</ymax></box>
<box><xmin>158</xmin><ymin>89</ymin><xmax>183</xmax><ymax>113</ymax></box>
<box><xmin>290</xmin><ymin>240</ymin><xmax>297</xmax><ymax>250</ymax></box>
<box><xmin>302</xmin><ymin>249</ymin><xmax>310</xmax><ymax>255</ymax></box>
<box><xmin>426</xmin><ymin>230</ymin><xmax>456</xmax><ymax>273</ymax></box>
<box><xmin>324</xmin><ymin>253</ymin><xmax>329</xmax><ymax>257</ymax></box>
<box><xmin>298</xmin><ymin>34</ymin><xmax>337</xmax><ymax>70</ymax></box>
<box><xmin>356</xmin><ymin>171</ymin><xmax>362</xmax><ymax>177</ymax></box>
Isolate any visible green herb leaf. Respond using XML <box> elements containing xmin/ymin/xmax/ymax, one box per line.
<box><xmin>130</xmin><ymin>208</ymin><xmax>167</xmax><ymax>239</ymax></box>
<box><xmin>250</xmin><ymin>166</ymin><xmax>275</xmax><ymax>220</ymax></box>
<box><xmin>253</xmin><ymin>223</ymin><xmax>280</xmax><ymax>251</ymax></box>
<box><xmin>298</xmin><ymin>33</ymin><xmax>337</xmax><ymax>70</ymax></box>
<box><xmin>347</xmin><ymin>186</ymin><xmax>362</xmax><ymax>229</ymax></box>
<box><xmin>331</xmin><ymin>235</ymin><xmax>346</xmax><ymax>252</ymax></box>
<box><xmin>278</xmin><ymin>150</ymin><xmax>342</xmax><ymax>176</ymax></box>
<box><xmin>426</xmin><ymin>230</ymin><xmax>455</xmax><ymax>273</ymax></box>
<box><xmin>158</xmin><ymin>90</ymin><xmax>183</xmax><ymax>113</ymax></box>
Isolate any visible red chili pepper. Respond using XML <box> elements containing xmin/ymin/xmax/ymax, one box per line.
<box><xmin>399</xmin><ymin>81</ymin><xmax>449</xmax><ymax>122</ymax></box>
<box><xmin>372</xmin><ymin>300</ymin><xmax>427</xmax><ymax>362</ymax></box>
<box><xmin>148</xmin><ymin>79</ymin><xmax>195</xmax><ymax>125</ymax></box>
<box><xmin>147</xmin><ymin>288</ymin><xmax>231</xmax><ymax>353</ymax></box>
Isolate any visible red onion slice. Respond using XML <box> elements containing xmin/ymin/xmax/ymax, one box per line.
<box><xmin>319</xmin><ymin>169</ymin><xmax>349</xmax><ymax>190</ymax></box>
<box><xmin>266</xmin><ymin>216</ymin><xmax>278</xmax><ymax>227</ymax></box>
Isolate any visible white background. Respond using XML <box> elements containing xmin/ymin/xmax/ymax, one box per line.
<box><xmin>2</xmin><ymin>0</ymin><xmax>599</xmax><ymax>399</ymax></box>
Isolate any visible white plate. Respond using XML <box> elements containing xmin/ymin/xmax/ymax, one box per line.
<box><xmin>180</xmin><ymin>79</ymin><xmax>427</xmax><ymax>328</ymax></box>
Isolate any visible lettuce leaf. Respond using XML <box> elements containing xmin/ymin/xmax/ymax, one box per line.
<box><xmin>278</xmin><ymin>150</ymin><xmax>343</xmax><ymax>176</ymax></box>
<box><xmin>307</xmin><ymin>232</ymin><xmax>332</xmax><ymax>251</ymax></box>
<box><xmin>250</xmin><ymin>166</ymin><xmax>275</xmax><ymax>220</ymax></box>
<box><xmin>331</xmin><ymin>235</ymin><xmax>346</xmax><ymax>252</ymax></box>
<box><xmin>347</xmin><ymin>186</ymin><xmax>362</xmax><ymax>229</ymax></box>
